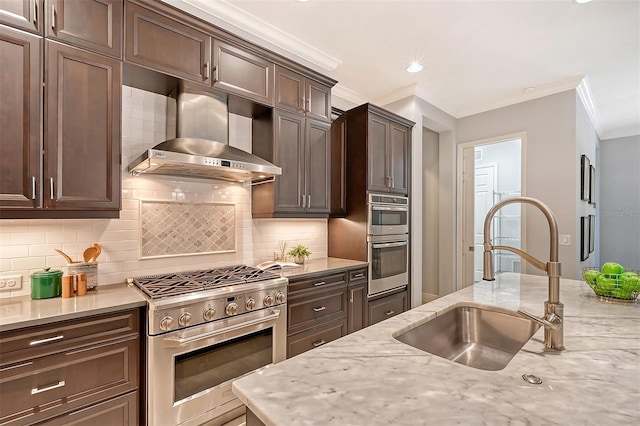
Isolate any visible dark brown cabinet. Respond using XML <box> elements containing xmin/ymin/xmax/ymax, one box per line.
<box><xmin>368</xmin><ymin>287</ymin><xmax>408</xmax><ymax>326</ymax></box>
<box><xmin>252</xmin><ymin>109</ymin><xmax>331</xmax><ymax>217</ymax></box>
<box><xmin>0</xmin><ymin>25</ymin><xmax>42</xmax><ymax>210</ymax></box>
<box><xmin>46</xmin><ymin>0</ymin><xmax>122</xmax><ymax>58</ymax></box>
<box><xmin>213</xmin><ymin>39</ymin><xmax>273</xmax><ymax>105</ymax></box>
<box><xmin>275</xmin><ymin>65</ymin><xmax>331</xmax><ymax>122</ymax></box>
<box><xmin>0</xmin><ymin>309</ymin><xmax>141</xmax><ymax>425</ymax></box>
<box><xmin>347</xmin><ymin>268</ymin><xmax>367</xmax><ymax>334</ymax></box>
<box><xmin>125</xmin><ymin>2</ymin><xmax>211</xmax><ymax>85</ymax></box>
<box><xmin>366</xmin><ymin>110</ymin><xmax>410</xmax><ymax>195</ymax></box>
<box><xmin>330</xmin><ymin>109</ymin><xmax>347</xmax><ymax>216</ymax></box>
<box><xmin>0</xmin><ymin>0</ymin><xmax>42</xmax><ymax>33</ymax></box>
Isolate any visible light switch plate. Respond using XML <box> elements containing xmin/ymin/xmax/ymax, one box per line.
<box><xmin>559</xmin><ymin>234</ymin><xmax>571</xmax><ymax>246</ymax></box>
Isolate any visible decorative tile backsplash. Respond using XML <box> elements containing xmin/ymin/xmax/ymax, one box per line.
<box><xmin>0</xmin><ymin>86</ymin><xmax>327</xmax><ymax>298</ymax></box>
<box><xmin>140</xmin><ymin>201</ymin><xmax>236</xmax><ymax>258</ymax></box>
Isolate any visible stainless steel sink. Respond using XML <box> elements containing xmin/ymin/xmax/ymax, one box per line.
<box><xmin>394</xmin><ymin>304</ymin><xmax>540</xmax><ymax>371</ymax></box>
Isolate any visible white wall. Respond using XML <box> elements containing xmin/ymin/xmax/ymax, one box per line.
<box><xmin>457</xmin><ymin>91</ymin><xmax>581</xmax><ymax>279</ymax></box>
<box><xmin>599</xmin><ymin>135</ymin><xmax>640</xmax><ymax>269</ymax></box>
<box><xmin>0</xmin><ymin>87</ymin><xmax>327</xmax><ymax>298</ymax></box>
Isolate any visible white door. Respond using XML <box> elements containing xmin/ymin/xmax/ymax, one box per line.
<box><xmin>474</xmin><ymin>165</ymin><xmax>496</xmax><ymax>282</ymax></box>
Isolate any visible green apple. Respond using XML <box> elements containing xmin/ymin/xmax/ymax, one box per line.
<box><xmin>601</xmin><ymin>262</ymin><xmax>625</xmax><ymax>276</ymax></box>
<box><xmin>583</xmin><ymin>269</ymin><xmax>601</xmax><ymax>286</ymax></box>
<box><xmin>620</xmin><ymin>272</ymin><xmax>640</xmax><ymax>293</ymax></box>
<box><xmin>596</xmin><ymin>274</ymin><xmax>618</xmax><ymax>295</ymax></box>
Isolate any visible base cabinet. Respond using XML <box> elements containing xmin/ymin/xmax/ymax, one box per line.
<box><xmin>368</xmin><ymin>288</ymin><xmax>408</xmax><ymax>326</ymax></box>
<box><xmin>347</xmin><ymin>268</ymin><xmax>367</xmax><ymax>334</ymax></box>
<box><xmin>0</xmin><ymin>309</ymin><xmax>141</xmax><ymax>425</ymax></box>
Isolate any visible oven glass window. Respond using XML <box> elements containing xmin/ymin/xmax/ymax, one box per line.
<box><xmin>371</xmin><ymin>209</ymin><xmax>407</xmax><ymax>226</ymax></box>
<box><xmin>372</xmin><ymin>244</ymin><xmax>408</xmax><ymax>279</ymax></box>
<box><xmin>174</xmin><ymin>328</ymin><xmax>273</xmax><ymax>402</ymax></box>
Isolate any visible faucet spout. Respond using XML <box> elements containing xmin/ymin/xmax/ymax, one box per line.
<box><xmin>482</xmin><ymin>196</ymin><xmax>564</xmax><ymax>351</ymax></box>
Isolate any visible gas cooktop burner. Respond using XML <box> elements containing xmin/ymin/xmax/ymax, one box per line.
<box><xmin>131</xmin><ymin>265</ymin><xmax>281</xmax><ymax>299</ymax></box>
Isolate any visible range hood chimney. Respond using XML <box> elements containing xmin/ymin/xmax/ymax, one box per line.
<box><xmin>128</xmin><ymin>82</ymin><xmax>281</xmax><ymax>184</ymax></box>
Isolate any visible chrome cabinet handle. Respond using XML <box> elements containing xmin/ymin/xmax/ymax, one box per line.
<box><xmin>32</xmin><ymin>380</ymin><xmax>65</xmax><ymax>395</ymax></box>
<box><xmin>31</xmin><ymin>176</ymin><xmax>36</xmax><ymax>200</ymax></box>
<box><xmin>385</xmin><ymin>310</ymin><xmax>395</xmax><ymax>316</ymax></box>
<box><xmin>30</xmin><ymin>334</ymin><xmax>64</xmax><ymax>346</ymax></box>
<box><xmin>313</xmin><ymin>281</ymin><xmax>326</xmax><ymax>287</ymax></box>
<box><xmin>51</xmin><ymin>4</ymin><xmax>56</xmax><ymax>31</ymax></box>
<box><xmin>372</xmin><ymin>241</ymin><xmax>408</xmax><ymax>249</ymax></box>
<box><xmin>312</xmin><ymin>306</ymin><xmax>326</xmax><ymax>312</ymax></box>
<box><xmin>203</xmin><ymin>61</ymin><xmax>210</xmax><ymax>80</ymax></box>
<box><xmin>312</xmin><ymin>339</ymin><xmax>326</xmax><ymax>348</ymax></box>
<box><xmin>349</xmin><ymin>289</ymin><xmax>354</xmax><ymax>303</ymax></box>
<box><xmin>353</xmin><ymin>273</ymin><xmax>364</xmax><ymax>278</ymax></box>
<box><xmin>33</xmin><ymin>0</ymin><xmax>38</xmax><ymax>26</ymax></box>
<box><xmin>307</xmin><ymin>195</ymin><xmax>311</xmax><ymax>208</ymax></box>
<box><xmin>49</xmin><ymin>177</ymin><xmax>54</xmax><ymax>200</ymax></box>
<box><xmin>213</xmin><ymin>65</ymin><xmax>219</xmax><ymax>82</ymax></box>
<box><xmin>301</xmin><ymin>194</ymin><xmax>306</xmax><ymax>208</ymax></box>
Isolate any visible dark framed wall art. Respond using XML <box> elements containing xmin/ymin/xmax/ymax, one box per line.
<box><xmin>580</xmin><ymin>155</ymin><xmax>590</xmax><ymax>201</ymax></box>
<box><xmin>589</xmin><ymin>165</ymin><xmax>596</xmax><ymax>205</ymax></box>
<box><xmin>581</xmin><ymin>216</ymin><xmax>590</xmax><ymax>261</ymax></box>
<box><xmin>589</xmin><ymin>214</ymin><xmax>595</xmax><ymax>253</ymax></box>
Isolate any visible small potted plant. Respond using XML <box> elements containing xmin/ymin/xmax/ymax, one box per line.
<box><xmin>287</xmin><ymin>244</ymin><xmax>311</xmax><ymax>264</ymax></box>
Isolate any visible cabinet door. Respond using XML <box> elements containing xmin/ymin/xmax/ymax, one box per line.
<box><xmin>273</xmin><ymin>109</ymin><xmax>304</xmax><ymax>213</ymax></box>
<box><xmin>274</xmin><ymin>65</ymin><xmax>304</xmax><ymax>113</ymax></box>
<box><xmin>347</xmin><ymin>279</ymin><xmax>367</xmax><ymax>334</ymax></box>
<box><xmin>46</xmin><ymin>0</ymin><xmax>122</xmax><ymax>58</ymax></box>
<box><xmin>45</xmin><ymin>40</ymin><xmax>121</xmax><ymax>210</ymax></box>
<box><xmin>368</xmin><ymin>288</ymin><xmax>407</xmax><ymax>326</ymax></box>
<box><xmin>305</xmin><ymin>79</ymin><xmax>331</xmax><ymax>122</ymax></box>
<box><xmin>0</xmin><ymin>0</ymin><xmax>41</xmax><ymax>33</ymax></box>
<box><xmin>38</xmin><ymin>391</ymin><xmax>138</xmax><ymax>426</ymax></box>
<box><xmin>125</xmin><ymin>2</ymin><xmax>211</xmax><ymax>85</ymax></box>
<box><xmin>0</xmin><ymin>25</ymin><xmax>42</xmax><ymax>210</ymax></box>
<box><xmin>305</xmin><ymin>119</ymin><xmax>331</xmax><ymax>213</ymax></box>
<box><xmin>330</xmin><ymin>113</ymin><xmax>346</xmax><ymax>215</ymax></box>
<box><xmin>213</xmin><ymin>39</ymin><xmax>273</xmax><ymax>105</ymax></box>
<box><xmin>389</xmin><ymin>122</ymin><xmax>409</xmax><ymax>195</ymax></box>
<box><xmin>367</xmin><ymin>113</ymin><xmax>389</xmax><ymax>192</ymax></box>
<box><xmin>287</xmin><ymin>317</ymin><xmax>347</xmax><ymax>358</ymax></box>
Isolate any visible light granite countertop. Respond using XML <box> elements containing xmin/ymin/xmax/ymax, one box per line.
<box><xmin>233</xmin><ymin>273</ymin><xmax>640</xmax><ymax>425</ymax></box>
<box><xmin>0</xmin><ymin>283</ymin><xmax>146</xmax><ymax>332</ymax></box>
<box><xmin>277</xmin><ymin>257</ymin><xmax>368</xmax><ymax>280</ymax></box>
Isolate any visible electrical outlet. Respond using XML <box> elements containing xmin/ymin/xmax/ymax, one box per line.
<box><xmin>0</xmin><ymin>275</ymin><xmax>22</xmax><ymax>291</ymax></box>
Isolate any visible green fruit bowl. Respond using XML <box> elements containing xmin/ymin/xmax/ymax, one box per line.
<box><xmin>581</xmin><ymin>267</ymin><xmax>640</xmax><ymax>302</ymax></box>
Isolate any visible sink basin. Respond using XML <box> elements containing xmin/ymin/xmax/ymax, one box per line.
<box><xmin>394</xmin><ymin>304</ymin><xmax>540</xmax><ymax>371</ymax></box>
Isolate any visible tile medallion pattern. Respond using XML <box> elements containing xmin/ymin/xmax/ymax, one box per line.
<box><xmin>140</xmin><ymin>201</ymin><xmax>236</xmax><ymax>258</ymax></box>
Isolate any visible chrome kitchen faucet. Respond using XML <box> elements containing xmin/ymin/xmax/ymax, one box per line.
<box><xmin>482</xmin><ymin>197</ymin><xmax>564</xmax><ymax>351</ymax></box>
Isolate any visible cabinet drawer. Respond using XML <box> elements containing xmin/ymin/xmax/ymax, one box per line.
<box><xmin>368</xmin><ymin>289</ymin><xmax>407</xmax><ymax>326</ymax></box>
<box><xmin>0</xmin><ymin>336</ymin><xmax>138</xmax><ymax>425</ymax></box>
<box><xmin>288</xmin><ymin>287</ymin><xmax>347</xmax><ymax>333</ymax></box>
<box><xmin>288</xmin><ymin>272</ymin><xmax>347</xmax><ymax>295</ymax></box>
<box><xmin>348</xmin><ymin>268</ymin><xmax>367</xmax><ymax>282</ymax></box>
<box><xmin>0</xmin><ymin>309</ymin><xmax>139</xmax><ymax>363</ymax></box>
<box><xmin>37</xmin><ymin>390</ymin><xmax>138</xmax><ymax>425</ymax></box>
<box><xmin>287</xmin><ymin>317</ymin><xmax>347</xmax><ymax>358</ymax></box>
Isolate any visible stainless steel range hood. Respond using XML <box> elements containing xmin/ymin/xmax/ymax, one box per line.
<box><xmin>128</xmin><ymin>83</ymin><xmax>280</xmax><ymax>184</ymax></box>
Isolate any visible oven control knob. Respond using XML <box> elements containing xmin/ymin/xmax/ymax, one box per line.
<box><xmin>160</xmin><ymin>316</ymin><xmax>174</xmax><ymax>331</ymax></box>
<box><xmin>246</xmin><ymin>298</ymin><xmax>256</xmax><ymax>310</ymax></box>
<box><xmin>225</xmin><ymin>302</ymin><xmax>238</xmax><ymax>316</ymax></box>
<box><xmin>203</xmin><ymin>308</ymin><xmax>216</xmax><ymax>321</ymax></box>
<box><xmin>263</xmin><ymin>295</ymin><xmax>274</xmax><ymax>306</ymax></box>
<box><xmin>178</xmin><ymin>312</ymin><xmax>192</xmax><ymax>327</ymax></box>
<box><xmin>275</xmin><ymin>292</ymin><xmax>286</xmax><ymax>304</ymax></box>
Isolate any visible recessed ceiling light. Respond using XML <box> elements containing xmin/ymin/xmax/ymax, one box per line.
<box><xmin>407</xmin><ymin>62</ymin><xmax>423</xmax><ymax>73</ymax></box>
<box><xmin>574</xmin><ymin>0</ymin><xmax>592</xmax><ymax>4</ymax></box>
<box><xmin>524</xmin><ymin>87</ymin><xmax>536</xmax><ymax>94</ymax></box>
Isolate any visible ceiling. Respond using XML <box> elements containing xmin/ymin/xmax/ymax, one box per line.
<box><xmin>165</xmin><ymin>0</ymin><xmax>639</xmax><ymax>140</ymax></box>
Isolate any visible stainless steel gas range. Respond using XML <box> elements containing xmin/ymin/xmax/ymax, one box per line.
<box><xmin>129</xmin><ymin>265</ymin><xmax>288</xmax><ymax>426</ymax></box>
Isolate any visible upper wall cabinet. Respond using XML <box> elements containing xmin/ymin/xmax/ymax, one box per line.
<box><xmin>275</xmin><ymin>65</ymin><xmax>331</xmax><ymax>122</ymax></box>
<box><xmin>0</xmin><ymin>0</ymin><xmax>42</xmax><ymax>34</ymax></box>
<box><xmin>125</xmin><ymin>2</ymin><xmax>211</xmax><ymax>85</ymax></box>
<box><xmin>46</xmin><ymin>0</ymin><xmax>122</xmax><ymax>58</ymax></box>
<box><xmin>212</xmin><ymin>39</ymin><xmax>273</xmax><ymax>106</ymax></box>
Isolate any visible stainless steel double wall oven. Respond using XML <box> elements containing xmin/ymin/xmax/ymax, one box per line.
<box><xmin>367</xmin><ymin>194</ymin><xmax>409</xmax><ymax>297</ymax></box>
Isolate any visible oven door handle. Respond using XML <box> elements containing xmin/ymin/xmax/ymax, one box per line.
<box><xmin>371</xmin><ymin>206</ymin><xmax>408</xmax><ymax>212</ymax></box>
<box><xmin>372</xmin><ymin>241</ymin><xmax>408</xmax><ymax>249</ymax></box>
<box><xmin>162</xmin><ymin>310</ymin><xmax>281</xmax><ymax>348</ymax></box>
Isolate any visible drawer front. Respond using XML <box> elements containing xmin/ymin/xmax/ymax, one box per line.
<box><xmin>37</xmin><ymin>390</ymin><xmax>138</xmax><ymax>426</ymax></box>
<box><xmin>288</xmin><ymin>272</ymin><xmax>347</xmax><ymax>295</ymax></box>
<box><xmin>0</xmin><ymin>337</ymin><xmax>139</xmax><ymax>425</ymax></box>
<box><xmin>368</xmin><ymin>290</ymin><xmax>407</xmax><ymax>326</ymax></box>
<box><xmin>0</xmin><ymin>309</ymin><xmax>139</xmax><ymax>363</ymax></box>
<box><xmin>288</xmin><ymin>287</ymin><xmax>347</xmax><ymax>333</ymax></box>
<box><xmin>348</xmin><ymin>268</ymin><xmax>367</xmax><ymax>282</ymax></box>
<box><xmin>287</xmin><ymin>318</ymin><xmax>347</xmax><ymax>358</ymax></box>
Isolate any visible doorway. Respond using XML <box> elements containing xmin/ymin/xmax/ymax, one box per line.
<box><xmin>457</xmin><ymin>135</ymin><xmax>525</xmax><ymax>290</ymax></box>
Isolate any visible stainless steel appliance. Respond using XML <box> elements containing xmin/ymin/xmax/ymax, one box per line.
<box><xmin>129</xmin><ymin>265</ymin><xmax>287</xmax><ymax>426</ymax></box>
<box><xmin>367</xmin><ymin>234</ymin><xmax>409</xmax><ymax>296</ymax></box>
<box><xmin>367</xmin><ymin>193</ymin><xmax>409</xmax><ymax>236</ymax></box>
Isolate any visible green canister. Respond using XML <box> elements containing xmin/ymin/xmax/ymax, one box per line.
<box><xmin>30</xmin><ymin>268</ymin><xmax>63</xmax><ymax>299</ymax></box>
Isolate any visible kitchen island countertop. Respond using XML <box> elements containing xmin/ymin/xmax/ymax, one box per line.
<box><xmin>233</xmin><ymin>273</ymin><xmax>640</xmax><ymax>425</ymax></box>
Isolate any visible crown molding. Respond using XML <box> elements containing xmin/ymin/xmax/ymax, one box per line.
<box><xmin>331</xmin><ymin>84</ymin><xmax>367</xmax><ymax>106</ymax></box>
<box><xmin>163</xmin><ymin>0</ymin><xmax>341</xmax><ymax>73</ymax></box>
<box><xmin>576</xmin><ymin>77</ymin><xmax>604</xmax><ymax>139</ymax></box>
